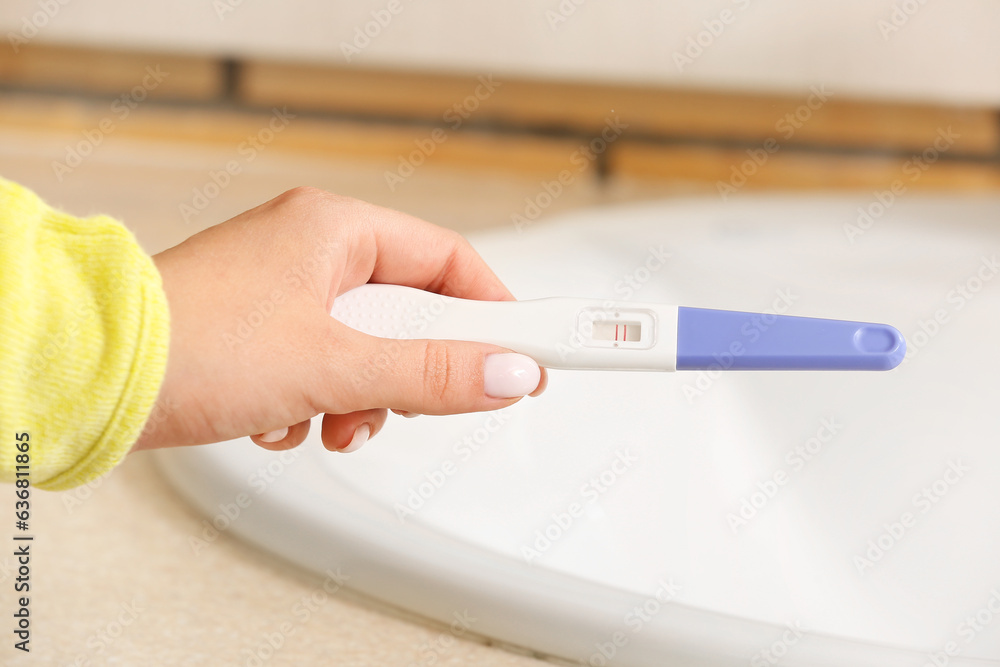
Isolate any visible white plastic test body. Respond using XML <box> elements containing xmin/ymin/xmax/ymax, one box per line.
<box><xmin>331</xmin><ymin>283</ymin><xmax>679</xmax><ymax>371</ymax></box>
<box><xmin>331</xmin><ymin>284</ymin><xmax>907</xmax><ymax>372</ymax></box>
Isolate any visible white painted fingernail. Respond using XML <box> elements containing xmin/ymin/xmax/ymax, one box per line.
<box><xmin>339</xmin><ymin>424</ymin><xmax>370</xmax><ymax>453</ymax></box>
<box><xmin>484</xmin><ymin>353</ymin><xmax>541</xmax><ymax>399</ymax></box>
<box><xmin>258</xmin><ymin>427</ymin><xmax>288</xmax><ymax>443</ymax></box>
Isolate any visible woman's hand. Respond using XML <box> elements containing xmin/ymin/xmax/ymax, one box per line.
<box><xmin>133</xmin><ymin>187</ymin><xmax>546</xmax><ymax>453</ymax></box>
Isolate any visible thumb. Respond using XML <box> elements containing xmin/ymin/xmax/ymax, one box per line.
<box><xmin>340</xmin><ymin>333</ymin><xmax>542</xmax><ymax>415</ymax></box>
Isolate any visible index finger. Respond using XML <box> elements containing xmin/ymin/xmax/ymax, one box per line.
<box><xmin>338</xmin><ymin>198</ymin><xmax>515</xmax><ymax>303</ymax></box>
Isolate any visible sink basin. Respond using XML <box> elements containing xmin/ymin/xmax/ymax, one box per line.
<box><xmin>156</xmin><ymin>195</ymin><xmax>1000</xmax><ymax>666</ymax></box>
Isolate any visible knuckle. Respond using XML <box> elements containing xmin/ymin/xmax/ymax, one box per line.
<box><xmin>271</xmin><ymin>187</ymin><xmax>364</xmax><ymax>243</ymax></box>
<box><xmin>440</xmin><ymin>228</ymin><xmax>471</xmax><ymax>258</ymax></box>
<box><xmin>420</xmin><ymin>340</ymin><xmax>455</xmax><ymax>406</ymax></box>
<box><xmin>277</xmin><ymin>186</ymin><xmax>357</xmax><ymax>211</ymax></box>
<box><xmin>279</xmin><ymin>185</ymin><xmax>325</xmax><ymax>204</ymax></box>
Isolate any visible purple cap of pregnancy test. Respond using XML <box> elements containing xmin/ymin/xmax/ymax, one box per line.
<box><xmin>675</xmin><ymin>307</ymin><xmax>906</xmax><ymax>371</ymax></box>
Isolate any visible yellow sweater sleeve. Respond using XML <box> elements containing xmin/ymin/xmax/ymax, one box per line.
<box><xmin>0</xmin><ymin>178</ymin><xmax>170</xmax><ymax>491</ymax></box>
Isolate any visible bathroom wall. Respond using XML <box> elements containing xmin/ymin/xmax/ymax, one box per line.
<box><xmin>1</xmin><ymin>0</ymin><xmax>998</xmax><ymax>105</ymax></box>
<box><xmin>0</xmin><ymin>2</ymin><xmax>998</xmax><ymax>203</ymax></box>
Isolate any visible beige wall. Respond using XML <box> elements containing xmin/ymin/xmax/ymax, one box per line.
<box><xmin>1</xmin><ymin>0</ymin><xmax>998</xmax><ymax>106</ymax></box>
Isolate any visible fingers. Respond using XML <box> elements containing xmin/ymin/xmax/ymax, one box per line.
<box><xmin>250</xmin><ymin>418</ymin><xmax>311</xmax><ymax>451</ymax></box>
<box><xmin>249</xmin><ymin>409</ymin><xmax>389</xmax><ymax>453</ymax></box>
<box><xmin>246</xmin><ymin>190</ymin><xmax>548</xmax><ymax>451</ymax></box>
<box><xmin>333</xmin><ymin>197</ymin><xmax>514</xmax><ymax>302</ymax></box>
<box><xmin>530</xmin><ymin>367</ymin><xmax>549</xmax><ymax>397</ymax></box>
<box><xmin>389</xmin><ymin>366</ymin><xmax>548</xmax><ymax>417</ymax></box>
<box><xmin>321</xmin><ymin>408</ymin><xmax>387</xmax><ymax>452</ymax></box>
<box><xmin>332</xmin><ymin>329</ymin><xmax>543</xmax><ymax>415</ymax></box>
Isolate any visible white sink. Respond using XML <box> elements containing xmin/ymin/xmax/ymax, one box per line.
<box><xmin>157</xmin><ymin>195</ymin><xmax>1000</xmax><ymax>666</ymax></box>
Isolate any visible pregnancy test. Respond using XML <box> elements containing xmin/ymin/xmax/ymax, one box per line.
<box><xmin>330</xmin><ymin>284</ymin><xmax>906</xmax><ymax>371</ymax></box>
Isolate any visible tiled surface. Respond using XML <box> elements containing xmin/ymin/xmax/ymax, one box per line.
<box><xmin>2</xmin><ymin>1</ymin><xmax>999</xmax><ymax>107</ymax></box>
<box><xmin>2</xmin><ymin>89</ymin><xmax>998</xmax><ymax>205</ymax></box>
<box><xmin>240</xmin><ymin>61</ymin><xmax>1000</xmax><ymax>155</ymax></box>
<box><xmin>0</xmin><ymin>123</ymin><xmax>637</xmax><ymax>255</ymax></box>
<box><xmin>0</xmin><ymin>93</ymin><xmax>592</xmax><ymax>180</ymax></box>
<box><xmin>2</xmin><ymin>44</ymin><xmax>999</xmax><ymax>195</ymax></box>
<box><xmin>0</xmin><ymin>44</ymin><xmax>223</xmax><ymax>100</ymax></box>
<box><xmin>611</xmin><ymin>141</ymin><xmax>1000</xmax><ymax>190</ymax></box>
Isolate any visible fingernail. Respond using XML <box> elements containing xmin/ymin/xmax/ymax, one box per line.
<box><xmin>339</xmin><ymin>423</ymin><xmax>370</xmax><ymax>453</ymax></box>
<box><xmin>399</xmin><ymin>411</ymin><xmax>420</xmax><ymax>418</ymax></box>
<box><xmin>258</xmin><ymin>427</ymin><xmax>288</xmax><ymax>443</ymax></box>
<box><xmin>484</xmin><ymin>353</ymin><xmax>540</xmax><ymax>399</ymax></box>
